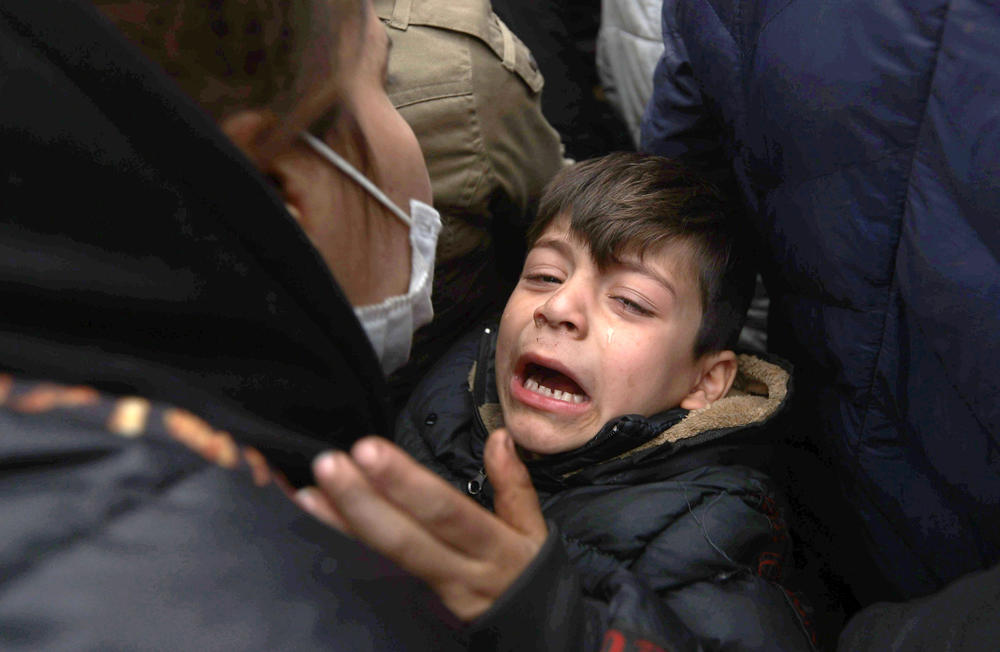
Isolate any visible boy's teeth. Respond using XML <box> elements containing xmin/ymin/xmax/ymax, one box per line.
<box><xmin>523</xmin><ymin>375</ymin><xmax>586</xmax><ymax>404</ymax></box>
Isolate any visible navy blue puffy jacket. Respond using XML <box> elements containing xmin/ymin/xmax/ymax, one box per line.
<box><xmin>641</xmin><ymin>0</ymin><xmax>1000</xmax><ymax>600</ymax></box>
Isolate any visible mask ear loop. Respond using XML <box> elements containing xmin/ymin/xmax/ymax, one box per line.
<box><xmin>299</xmin><ymin>132</ymin><xmax>413</xmax><ymax>228</ymax></box>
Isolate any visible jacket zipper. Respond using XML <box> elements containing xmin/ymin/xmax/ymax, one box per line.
<box><xmin>466</xmin><ymin>326</ymin><xmax>497</xmax><ymax>505</ymax></box>
<box><xmin>466</xmin><ymin>467</ymin><xmax>488</xmax><ymax>496</ymax></box>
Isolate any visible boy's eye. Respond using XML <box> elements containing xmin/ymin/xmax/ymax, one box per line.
<box><xmin>612</xmin><ymin>295</ymin><xmax>653</xmax><ymax>317</ymax></box>
<box><xmin>525</xmin><ymin>273</ymin><xmax>562</xmax><ymax>285</ymax></box>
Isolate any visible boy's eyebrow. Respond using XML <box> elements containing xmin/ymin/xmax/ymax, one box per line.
<box><xmin>531</xmin><ymin>237</ymin><xmax>574</xmax><ymax>258</ymax></box>
<box><xmin>617</xmin><ymin>259</ymin><xmax>677</xmax><ymax>299</ymax></box>
<box><xmin>533</xmin><ymin>236</ymin><xmax>679</xmax><ymax>298</ymax></box>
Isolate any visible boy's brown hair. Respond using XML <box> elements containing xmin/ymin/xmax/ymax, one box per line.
<box><xmin>529</xmin><ymin>152</ymin><xmax>755</xmax><ymax>357</ymax></box>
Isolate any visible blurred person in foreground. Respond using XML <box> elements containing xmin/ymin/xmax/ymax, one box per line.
<box><xmin>0</xmin><ymin>0</ymin><xmax>471</xmax><ymax>648</ymax></box>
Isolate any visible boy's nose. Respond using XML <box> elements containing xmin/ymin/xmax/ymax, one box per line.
<box><xmin>533</xmin><ymin>284</ymin><xmax>588</xmax><ymax>338</ymax></box>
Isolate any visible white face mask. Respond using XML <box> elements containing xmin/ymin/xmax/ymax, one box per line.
<box><xmin>300</xmin><ymin>132</ymin><xmax>441</xmax><ymax>375</ymax></box>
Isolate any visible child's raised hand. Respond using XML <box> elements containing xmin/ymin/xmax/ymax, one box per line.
<box><xmin>295</xmin><ymin>428</ymin><xmax>548</xmax><ymax>621</ymax></box>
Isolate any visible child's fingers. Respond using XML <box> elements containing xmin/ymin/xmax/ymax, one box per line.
<box><xmin>347</xmin><ymin>437</ymin><xmax>507</xmax><ymax>554</ymax></box>
<box><xmin>311</xmin><ymin>450</ymin><xmax>475</xmax><ymax>591</ymax></box>
<box><xmin>484</xmin><ymin>428</ymin><xmax>547</xmax><ymax>541</ymax></box>
<box><xmin>313</xmin><ymin>438</ymin><xmax>544</xmax><ymax>622</ymax></box>
<box><xmin>294</xmin><ymin>485</ymin><xmax>351</xmax><ymax>533</ymax></box>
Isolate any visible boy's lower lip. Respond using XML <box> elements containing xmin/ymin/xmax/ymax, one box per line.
<box><xmin>509</xmin><ymin>372</ymin><xmax>592</xmax><ymax>415</ymax></box>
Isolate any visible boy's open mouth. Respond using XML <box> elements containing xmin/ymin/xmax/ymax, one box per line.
<box><xmin>521</xmin><ymin>362</ymin><xmax>590</xmax><ymax>404</ymax></box>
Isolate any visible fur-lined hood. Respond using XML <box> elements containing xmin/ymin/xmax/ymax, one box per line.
<box><xmin>467</xmin><ymin>326</ymin><xmax>792</xmax><ymax>489</ymax></box>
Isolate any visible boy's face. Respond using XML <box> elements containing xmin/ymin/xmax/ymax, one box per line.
<box><xmin>495</xmin><ymin>217</ymin><xmax>707</xmax><ymax>455</ymax></box>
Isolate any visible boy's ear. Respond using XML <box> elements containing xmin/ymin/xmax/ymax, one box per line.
<box><xmin>679</xmin><ymin>350</ymin><xmax>738</xmax><ymax>410</ymax></box>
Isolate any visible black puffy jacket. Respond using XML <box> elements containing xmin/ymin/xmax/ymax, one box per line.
<box><xmin>397</xmin><ymin>325</ymin><xmax>817</xmax><ymax>651</ymax></box>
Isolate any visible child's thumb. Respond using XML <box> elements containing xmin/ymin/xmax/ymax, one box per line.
<box><xmin>484</xmin><ymin>428</ymin><xmax>547</xmax><ymax>540</ymax></box>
